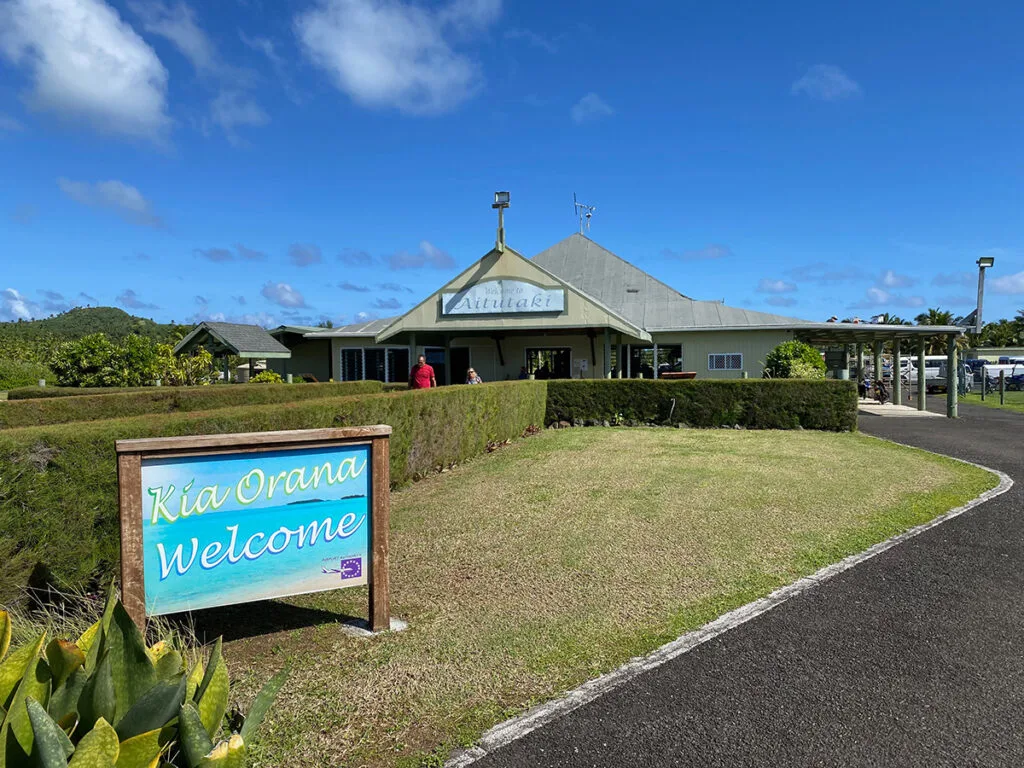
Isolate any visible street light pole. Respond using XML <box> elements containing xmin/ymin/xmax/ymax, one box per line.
<box><xmin>975</xmin><ymin>256</ymin><xmax>995</xmax><ymax>335</ymax></box>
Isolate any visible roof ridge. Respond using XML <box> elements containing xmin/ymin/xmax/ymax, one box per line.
<box><xmin>562</xmin><ymin>233</ymin><xmax>694</xmax><ymax>301</ymax></box>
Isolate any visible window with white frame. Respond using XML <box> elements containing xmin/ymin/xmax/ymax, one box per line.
<box><xmin>708</xmin><ymin>353</ymin><xmax>743</xmax><ymax>371</ymax></box>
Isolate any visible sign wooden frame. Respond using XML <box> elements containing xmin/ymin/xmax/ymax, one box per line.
<box><xmin>116</xmin><ymin>426</ymin><xmax>391</xmax><ymax>632</ymax></box>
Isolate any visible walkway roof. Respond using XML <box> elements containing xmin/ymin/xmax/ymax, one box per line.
<box><xmin>174</xmin><ymin>321</ymin><xmax>292</xmax><ymax>358</ymax></box>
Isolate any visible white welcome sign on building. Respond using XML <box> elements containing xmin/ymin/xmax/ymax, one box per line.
<box><xmin>441</xmin><ymin>279</ymin><xmax>566</xmax><ymax>315</ymax></box>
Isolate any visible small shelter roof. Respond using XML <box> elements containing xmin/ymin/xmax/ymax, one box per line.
<box><xmin>174</xmin><ymin>322</ymin><xmax>292</xmax><ymax>358</ymax></box>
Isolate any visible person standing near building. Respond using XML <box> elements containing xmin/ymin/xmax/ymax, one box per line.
<box><xmin>466</xmin><ymin>368</ymin><xmax>482</xmax><ymax>384</ymax></box>
<box><xmin>409</xmin><ymin>354</ymin><xmax>437</xmax><ymax>389</ymax></box>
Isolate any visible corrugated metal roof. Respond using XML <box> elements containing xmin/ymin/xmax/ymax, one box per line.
<box><xmin>531</xmin><ymin>234</ymin><xmax>814</xmax><ymax>331</ymax></box>
<box><xmin>304</xmin><ymin>317</ymin><xmax>398</xmax><ymax>337</ymax></box>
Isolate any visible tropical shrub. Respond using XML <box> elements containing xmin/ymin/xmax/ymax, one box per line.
<box><xmin>764</xmin><ymin>341</ymin><xmax>826</xmax><ymax>379</ymax></box>
<box><xmin>0</xmin><ymin>593</ymin><xmax>286</xmax><ymax>767</ymax></box>
<box><xmin>248</xmin><ymin>371</ymin><xmax>283</xmax><ymax>384</ymax></box>
<box><xmin>0</xmin><ymin>360</ymin><xmax>53</xmax><ymax>391</ymax></box>
<box><xmin>48</xmin><ymin>334</ymin><xmax>160</xmax><ymax>389</ymax></box>
<box><xmin>155</xmin><ymin>345</ymin><xmax>215</xmax><ymax>387</ymax></box>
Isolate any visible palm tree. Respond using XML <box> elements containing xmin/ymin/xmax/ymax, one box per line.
<box><xmin>981</xmin><ymin>318</ymin><xmax>1021</xmax><ymax>347</ymax></box>
<box><xmin>914</xmin><ymin>307</ymin><xmax>963</xmax><ymax>354</ymax></box>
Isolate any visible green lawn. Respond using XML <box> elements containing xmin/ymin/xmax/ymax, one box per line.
<box><xmin>962</xmin><ymin>390</ymin><xmax>1024</xmax><ymax>414</ymax></box>
<box><xmin>218</xmin><ymin>428</ymin><xmax>996</xmax><ymax>767</ymax></box>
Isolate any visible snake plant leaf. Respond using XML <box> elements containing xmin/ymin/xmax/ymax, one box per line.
<box><xmin>112</xmin><ymin>724</ymin><xmax>174</xmax><ymax>768</ymax></box>
<box><xmin>46</xmin><ymin>641</ymin><xmax>86</xmax><ymax>690</ymax></box>
<box><xmin>196</xmin><ymin>740</ymin><xmax>229</xmax><ymax>768</ymax></box>
<box><xmin>100</xmin><ymin>603</ymin><xmax>156</xmax><ymax>723</ymax></box>
<box><xmin>177</xmin><ymin>703</ymin><xmax>213</xmax><ymax>768</ymax></box>
<box><xmin>238</xmin><ymin>664</ymin><xmax>289</xmax><ymax>744</ymax></box>
<box><xmin>76</xmin><ymin>651</ymin><xmax>115</xmax><ymax>738</ymax></box>
<box><xmin>48</xmin><ymin>668</ymin><xmax>87</xmax><ymax>725</ymax></box>
<box><xmin>0</xmin><ymin>634</ymin><xmax>46</xmax><ymax>710</ymax></box>
<box><xmin>67</xmin><ymin>718</ymin><xmax>119</xmax><ymax>768</ymax></box>
<box><xmin>77</xmin><ymin>623</ymin><xmax>101</xmax><ymax>674</ymax></box>
<box><xmin>194</xmin><ymin>642</ymin><xmax>227</xmax><ymax>740</ymax></box>
<box><xmin>114</xmin><ymin>676</ymin><xmax>186</xmax><ymax>742</ymax></box>
<box><xmin>184</xmin><ymin>662</ymin><xmax>203</xmax><ymax>705</ymax></box>
<box><xmin>0</xmin><ymin>611</ymin><xmax>10</xmax><ymax>663</ymax></box>
<box><xmin>0</xmin><ymin>649</ymin><xmax>52</xmax><ymax>765</ymax></box>
<box><xmin>223</xmin><ymin>734</ymin><xmax>246</xmax><ymax>768</ymax></box>
<box><xmin>153</xmin><ymin>652</ymin><xmax>183</xmax><ymax>683</ymax></box>
<box><xmin>56</xmin><ymin>712</ymin><xmax>79</xmax><ymax>739</ymax></box>
<box><xmin>26</xmin><ymin>696</ymin><xmax>74</xmax><ymax>767</ymax></box>
<box><xmin>192</xmin><ymin>640</ymin><xmax>221</xmax><ymax>705</ymax></box>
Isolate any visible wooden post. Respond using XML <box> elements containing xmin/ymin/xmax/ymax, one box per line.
<box><xmin>653</xmin><ymin>342</ymin><xmax>659</xmax><ymax>379</ymax></box>
<box><xmin>369</xmin><ymin>435</ymin><xmax>391</xmax><ymax>632</ymax></box>
<box><xmin>917</xmin><ymin>340</ymin><xmax>927</xmax><ymax>411</ymax></box>
<box><xmin>856</xmin><ymin>343</ymin><xmax>864</xmax><ymax>382</ymax></box>
<box><xmin>1000</xmin><ymin>370</ymin><xmax>1005</xmax><ymax>405</ymax></box>
<box><xmin>117</xmin><ymin>453</ymin><xmax>146</xmax><ymax>630</ymax></box>
<box><xmin>946</xmin><ymin>334</ymin><xmax>958</xmax><ymax>418</ymax></box>
<box><xmin>981</xmin><ymin>369</ymin><xmax>986</xmax><ymax>400</ymax></box>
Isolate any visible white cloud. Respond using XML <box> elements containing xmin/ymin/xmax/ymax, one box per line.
<box><xmin>387</xmin><ymin>240</ymin><xmax>455</xmax><ymax>270</ymax></box>
<box><xmin>116</xmin><ymin>288</ymin><xmax>159</xmax><ymax>309</ymax></box>
<box><xmin>990</xmin><ymin>271</ymin><xmax>1024</xmax><ymax>295</ymax></box>
<box><xmin>756</xmin><ymin>278</ymin><xmax>797</xmax><ymax>294</ymax></box>
<box><xmin>58</xmin><ymin>177</ymin><xmax>163</xmax><ymax>227</ymax></box>
<box><xmin>261</xmin><ymin>282</ymin><xmax>307</xmax><ymax>308</ymax></box>
<box><xmin>879</xmin><ymin>269</ymin><xmax>915</xmax><ymax>289</ymax></box>
<box><xmin>288</xmin><ymin>243</ymin><xmax>323</xmax><ymax>267</ymax></box>
<box><xmin>571</xmin><ymin>92</ymin><xmax>613</xmax><ymax>124</ymax></box>
<box><xmin>791</xmin><ymin>64</ymin><xmax>861</xmax><ymax>102</ymax></box>
<box><xmin>128</xmin><ymin>0</ymin><xmax>216</xmax><ymax>73</ymax></box>
<box><xmin>209</xmin><ymin>90</ymin><xmax>268</xmax><ymax>145</ymax></box>
<box><xmin>0</xmin><ymin>0</ymin><xmax>170</xmax><ymax>141</ymax></box>
<box><xmin>295</xmin><ymin>0</ymin><xmax>500</xmax><ymax>115</ymax></box>
<box><xmin>1</xmin><ymin>288</ymin><xmax>39</xmax><ymax>320</ymax></box>
<box><xmin>850</xmin><ymin>286</ymin><xmax>925</xmax><ymax>309</ymax></box>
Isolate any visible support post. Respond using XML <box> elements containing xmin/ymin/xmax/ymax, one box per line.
<box><xmin>1000</xmin><ymin>371</ymin><xmax>1005</xmax><ymax>405</ymax></box>
<box><xmin>946</xmin><ymin>334</ymin><xmax>958</xmax><ymax>418</ymax></box>
<box><xmin>856</xmin><ymin>343</ymin><xmax>864</xmax><ymax>381</ymax></box>
<box><xmin>409</xmin><ymin>333</ymin><xmax>416</xmax><ymax>382</ymax></box>
<box><xmin>981</xmin><ymin>370</ymin><xmax>986</xmax><ymax>401</ymax></box>
<box><xmin>368</xmin><ymin>434</ymin><xmax>391</xmax><ymax>632</ymax></box>
<box><xmin>653</xmin><ymin>342</ymin><xmax>659</xmax><ymax>379</ymax></box>
<box><xmin>892</xmin><ymin>339</ymin><xmax>902</xmax><ymax>403</ymax></box>
<box><xmin>603</xmin><ymin>328</ymin><xmax>611</xmax><ymax>379</ymax></box>
<box><xmin>917</xmin><ymin>340</ymin><xmax>926</xmax><ymax>411</ymax></box>
<box><xmin>873</xmin><ymin>341</ymin><xmax>883</xmax><ymax>396</ymax></box>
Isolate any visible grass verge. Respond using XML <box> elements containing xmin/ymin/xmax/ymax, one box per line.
<box><xmin>166</xmin><ymin>430</ymin><xmax>1004</xmax><ymax>765</ymax></box>
<box><xmin>961</xmin><ymin>391</ymin><xmax>1024</xmax><ymax>415</ymax></box>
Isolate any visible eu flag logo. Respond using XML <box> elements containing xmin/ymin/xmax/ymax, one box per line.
<box><xmin>339</xmin><ymin>557</ymin><xmax>362</xmax><ymax>580</ymax></box>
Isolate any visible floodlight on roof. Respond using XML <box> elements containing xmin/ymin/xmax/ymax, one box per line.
<box><xmin>977</xmin><ymin>256</ymin><xmax>995</xmax><ymax>268</ymax></box>
<box><xmin>493</xmin><ymin>191</ymin><xmax>510</xmax><ymax>207</ymax></box>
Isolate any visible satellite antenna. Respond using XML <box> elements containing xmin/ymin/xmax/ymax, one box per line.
<box><xmin>573</xmin><ymin>192</ymin><xmax>596</xmax><ymax>234</ymax></box>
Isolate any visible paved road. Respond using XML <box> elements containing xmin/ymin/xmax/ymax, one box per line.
<box><xmin>470</xmin><ymin>400</ymin><xmax>1024</xmax><ymax>768</ymax></box>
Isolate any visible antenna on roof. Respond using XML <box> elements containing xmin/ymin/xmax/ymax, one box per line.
<box><xmin>573</xmin><ymin>192</ymin><xmax>596</xmax><ymax>234</ymax></box>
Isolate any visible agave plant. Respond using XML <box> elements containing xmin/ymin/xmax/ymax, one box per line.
<box><xmin>0</xmin><ymin>592</ymin><xmax>288</xmax><ymax>767</ymax></box>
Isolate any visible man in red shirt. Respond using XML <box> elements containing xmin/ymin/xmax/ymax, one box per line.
<box><xmin>409</xmin><ymin>354</ymin><xmax>437</xmax><ymax>389</ymax></box>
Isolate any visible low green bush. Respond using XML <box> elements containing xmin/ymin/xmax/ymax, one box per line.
<box><xmin>0</xmin><ymin>381</ymin><xmax>546</xmax><ymax>597</ymax></box>
<box><xmin>0</xmin><ymin>595</ymin><xmax>286</xmax><ymax>767</ymax></box>
<box><xmin>7</xmin><ymin>386</ymin><xmax>154</xmax><ymax>400</ymax></box>
<box><xmin>545</xmin><ymin>379</ymin><xmax>857</xmax><ymax>431</ymax></box>
<box><xmin>764</xmin><ymin>340</ymin><xmax>826</xmax><ymax>378</ymax></box>
<box><xmin>0</xmin><ymin>381</ymin><xmax>385</xmax><ymax>429</ymax></box>
<box><xmin>0</xmin><ymin>359</ymin><xmax>54</xmax><ymax>391</ymax></box>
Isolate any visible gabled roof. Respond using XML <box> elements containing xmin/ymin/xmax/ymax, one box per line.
<box><xmin>173</xmin><ymin>321</ymin><xmax>292</xmax><ymax>358</ymax></box>
<box><xmin>532</xmin><ymin>234</ymin><xmax>814</xmax><ymax>332</ymax></box>
<box><xmin>304</xmin><ymin>317</ymin><xmax>398</xmax><ymax>338</ymax></box>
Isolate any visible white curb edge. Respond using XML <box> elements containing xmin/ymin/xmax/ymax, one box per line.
<box><xmin>445</xmin><ymin>447</ymin><xmax>1014</xmax><ymax>767</ymax></box>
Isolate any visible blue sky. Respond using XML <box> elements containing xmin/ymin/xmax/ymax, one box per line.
<box><xmin>1</xmin><ymin>0</ymin><xmax>1022</xmax><ymax>328</ymax></box>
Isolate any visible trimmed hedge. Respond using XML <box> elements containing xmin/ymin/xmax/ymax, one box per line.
<box><xmin>0</xmin><ymin>381</ymin><xmax>384</xmax><ymax>429</ymax></box>
<box><xmin>545</xmin><ymin>379</ymin><xmax>858</xmax><ymax>431</ymax></box>
<box><xmin>0</xmin><ymin>381</ymin><xmax>546</xmax><ymax>597</ymax></box>
<box><xmin>6</xmin><ymin>385</ymin><xmax>156</xmax><ymax>399</ymax></box>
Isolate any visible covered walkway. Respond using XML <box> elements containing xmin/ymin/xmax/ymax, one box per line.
<box><xmin>794</xmin><ymin>322</ymin><xmax>966</xmax><ymax>418</ymax></box>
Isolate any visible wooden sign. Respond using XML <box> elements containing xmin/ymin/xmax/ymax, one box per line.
<box><xmin>116</xmin><ymin>426</ymin><xmax>391</xmax><ymax>631</ymax></box>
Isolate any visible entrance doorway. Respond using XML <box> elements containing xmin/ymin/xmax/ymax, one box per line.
<box><xmin>527</xmin><ymin>347</ymin><xmax>571</xmax><ymax>379</ymax></box>
<box><xmin>451</xmin><ymin>347</ymin><xmax>470</xmax><ymax>384</ymax></box>
<box><xmin>424</xmin><ymin>347</ymin><xmax>447</xmax><ymax>385</ymax></box>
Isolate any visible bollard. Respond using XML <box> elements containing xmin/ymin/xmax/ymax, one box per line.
<box><xmin>286</xmin><ymin>373</ymin><xmax>293</xmax><ymax>384</ymax></box>
<box><xmin>155</xmin><ymin>379</ymin><xmax>162</xmax><ymax>387</ymax></box>
<box><xmin>1000</xmin><ymin>371</ymin><xmax>1005</xmax><ymax>405</ymax></box>
<box><xmin>38</xmin><ymin>379</ymin><xmax>46</xmax><ymax>387</ymax></box>
<box><xmin>981</xmin><ymin>374</ymin><xmax>986</xmax><ymax>401</ymax></box>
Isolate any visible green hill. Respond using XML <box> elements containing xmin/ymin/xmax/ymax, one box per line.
<box><xmin>0</xmin><ymin>306</ymin><xmax>181</xmax><ymax>342</ymax></box>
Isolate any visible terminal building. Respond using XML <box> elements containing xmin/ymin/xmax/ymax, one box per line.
<box><xmin>270</xmin><ymin>211</ymin><xmax>851</xmax><ymax>385</ymax></box>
